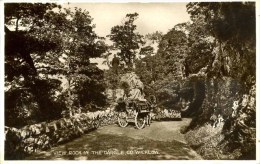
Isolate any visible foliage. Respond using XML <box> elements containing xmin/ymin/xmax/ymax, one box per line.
<box><xmin>108</xmin><ymin>13</ymin><xmax>145</xmax><ymax>67</ymax></box>
<box><xmin>187</xmin><ymin>2</ymin><xmax>255</xmax><ymax>45</ymax></box>
<box><xmin>145</xmin><ymin>31</ymin><xmax>163</xmax><ymax>44</ymax></box>
<box><xmin>5</xmin><ymin>3</ymin><xmax>61</xmax><ymax>77</ymax></box>
<box><xmin>34</xmin><ymin>7</ymin><xmax>108</xmax><ymax>115</ymax></box>
<box><xmin>157</xmin><ymin>28</ymin><xmax>188</xmax><ymax>77</ymax></box>
<box><xmin>135</xmin><ymin>27</ymin><xmax>188</xmax><ymax>84</ymax></box>
<box><xmin>5</xmin><ymin>76</ymin><xmax>64</xmax><ymax>127</ymax></box>
<box><xmin>134</xmin><ymin>3</ymin><xmax>256</xmax><ymax>159</ymax></box>
<box><xmin>5</xmin><ymin>3</ymin><xmax>64</xmax><ymax>127</ymax></box>
<box><xmin>5</xmin><ymin>3</ymin><xmax>107</xmax><ymax>127</ymax></box>
<box><xmin>135</xmin><ymin>55</ymin><xmax>157</xmax><ymax>85</ymax></box>
<box><xmin>186</xmin><ymin>2</ymin><xmax>255</xmax><ymax>86</ymax></box>
<box><xmin>185</xmin><ymin>17</ymin><xmax>214</xmax><ymax>75</ymax></box>
<box><xmin>135</xmin><ymin>27</ymin><xmax>191</xmax><ymax>110</ymax></box>
<box><xmin>4</xmin><ymin>3</ymin><xmax>256</xmax><ymax>160</ymax></box>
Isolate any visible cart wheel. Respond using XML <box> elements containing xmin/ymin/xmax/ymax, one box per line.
<box><xmin>135</xmin><ymin>113</ymin><xmax>146</xmax><ymax>129</ymax></box>
<box><xmin>118</xmin><ymin>112</ymin><xmax>128</xmax><ymax>127</ymax></box>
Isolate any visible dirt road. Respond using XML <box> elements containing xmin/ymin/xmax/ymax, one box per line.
<box><xmin>26</xmin><ymin>118</ymin><xmax>202</xmax><ymax>160</ymax></box>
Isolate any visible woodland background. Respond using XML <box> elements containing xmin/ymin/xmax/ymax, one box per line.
<box><xmin>4</xmin><ymin>2</ymin><xmax>256</xmax><ymax>159</ymax></box>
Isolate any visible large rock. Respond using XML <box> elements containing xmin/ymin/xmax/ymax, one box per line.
<box><xmin>120</xmin><ymin>72</ymin><xmax>144</xmax><ymax>90</ymax></box>
<box><xmin>119</xmin><ymin>72</ymin><xmax>145</xmax><ymax>100</ymax></box>
<box><xmin>115</xmin><ymin>89</ymin><xmax>124</xmax><ymax>100</ymax></box>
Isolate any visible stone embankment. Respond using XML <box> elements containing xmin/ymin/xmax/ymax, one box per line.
<box><xmin>4</xmin><ymin>110</ymin><xmax>118</xmax><ymax>159</ymax></box>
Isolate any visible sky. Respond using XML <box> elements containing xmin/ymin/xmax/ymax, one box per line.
<box><xmin>62</xmin><ymin>3</ymin><xmax>191</xmax><ymax>69</ymax></box>
<box><xmin>63</xmin><ymin>3</ymin><xmax>190</xmax><ymax>37</ymax></box>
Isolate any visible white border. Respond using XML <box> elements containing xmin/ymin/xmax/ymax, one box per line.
<box><xmin>256</xmin><ymin>0</ymin><xmax>259</xmax><ymax>163</ymax></box>
<box><xmin>1</xmin><ymin>1</ymin><xmax>5</xmax><ymax>164</ymax></box>
<box><xmin>0</xmin><ymin>1</ymin><xmax>259</xmax><ymax>164</ymax></box>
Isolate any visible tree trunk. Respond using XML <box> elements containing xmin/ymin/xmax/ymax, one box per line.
<box><xmin>68</xmin><ymin>78</ymin><xmax>74</xmax><ymax>117</ymax></box>
<box><xmin>67</xmin><ymin>53</ymin><xmax>74</xmax><ymax>117</ymax></box>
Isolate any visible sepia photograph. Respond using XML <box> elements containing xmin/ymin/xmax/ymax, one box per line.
<box><xmin>2</xmin><ymin>1</ymin><xmax>257</xmax><ymax>162</ymax></box>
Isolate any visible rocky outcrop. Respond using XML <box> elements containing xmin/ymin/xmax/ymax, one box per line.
<box><xmin>105</xmin><ymin>72</ymin><xmax>146</xmax><ymax>102</ymax></box>
<box><xmin>184</xmin><ymin>77</ymin><xmax>256</xmax><ymax>160</ymax></box>
<box><xmin>119</xmin><ymin>72</ymin><xmax>145</xmax><ymax>100</ymax></box>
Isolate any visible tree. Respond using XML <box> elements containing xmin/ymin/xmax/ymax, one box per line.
<box><xmin>4</xmin><ymin>3</ymin><xmax>66</xmax><ymax>127</ymax></box>
<box><xmin>5</xmin><ymin>3</ymin><xmax>60</xmax><ymax>78</ymax></box>
<box><xmin>29</xmin><ymin>7</ymin><xmax>108</xmax><ymax>116</ymax></box>
<box><xmin>184</xmin><ymin>15</ymin><xmax>215</xmax><ymax>75</ymax></box>
<box><xmin>135</xmin><ymin>26</ymin><xmax>189</xmax><ymax>84</ymax></box>
<box><xmin>37</xmin><ymin>7</ymin><xmax>107</xmax><ymax>116</ymax></box>
<box><xmin>145</xmin><ymin>31</ymin><xmax>163</xmax><ymax>44</ymax></box>
<box><xmin>108</xmin><ymin>13</ymin><xmax>145</xmax><ymax>68</ymax></box>
<box><xmin>157</xmin><ymin>28</ymin><xmax>188</xmax><ymax>78</ymax></box>
<box><xmin>135</xmin><ymin>27</ymin><xmax>191</xmax><ymax>111</ymax></box>
<box><xmin>5</xmin><ymin>3</ymin><xmax>108</xmax><ymax>127</ymax></box>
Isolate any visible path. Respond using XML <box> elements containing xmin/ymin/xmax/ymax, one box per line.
<box><xmin>26</xmin><ymin>118</ymin><xmax>202</xmax><ymax>160</ymax></box>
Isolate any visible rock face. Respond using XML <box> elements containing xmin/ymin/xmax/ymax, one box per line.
<box><xmin>184</xmin><ymin>77</ymin><xmax>256</xmax><ymax>160</ymax></box>
<box><xmin>105</xmin><ymin>72</ymin><xmax>145</xmax><ymax>102</ymax></box>
<box><xmin>4</xmin><ymin>110</ymin><xmax>118</xmax><ymax>160</ymax></box>
<box><xmin>115</xmin><ymin>89</ymin><xmax>125</xmax><ymax>101</ymax></box>
<box><xmin>119</xmin><ymin>72</ymin><xmax>145</xmax><ymax>100</ymax></box>
<box><xmin>120</xmin><ymin>72</ymin><xmax>144</xmax><ymax>90</ymax></box>
<box><xmin>117</xmin><ymin>72</ymin><xmax>182</xmax><ymax>119</ymax></box>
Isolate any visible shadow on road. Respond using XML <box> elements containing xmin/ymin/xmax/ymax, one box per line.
<box><xmin>26</xmin><ymin>119</ymin><xmax>202</xmax><ymax>160</ymax></box>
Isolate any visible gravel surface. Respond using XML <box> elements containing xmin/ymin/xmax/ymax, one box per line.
<box><xmin>25</xmin><ymin>118</ymin><xmax>202</xmax><ymax>160</ymax></box>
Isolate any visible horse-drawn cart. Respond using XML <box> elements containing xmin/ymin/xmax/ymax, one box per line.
<box><xmin>112</xmin><ymin>72</ymin><xmax>157</xmax><ymax>129</ymax></box>
<box><xmin>117</xmin><ymin>98</ymin><xmax>156</xmax><ymax>129</ymax></box>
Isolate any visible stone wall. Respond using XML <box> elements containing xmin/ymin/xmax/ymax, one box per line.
<box><xmin>5</xmin><ymin>105</ymin><xmax>182</xmax><ymax>159</ymax></box>
<box><xmin>4</xmin><ymin>110</ymin><xmax>118</xmax><ymax>160</ymax></box>
<box><xmin>152</xmin><ymin>109</ymin><xmax>182</xmax><ymax>120</ymax></box>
